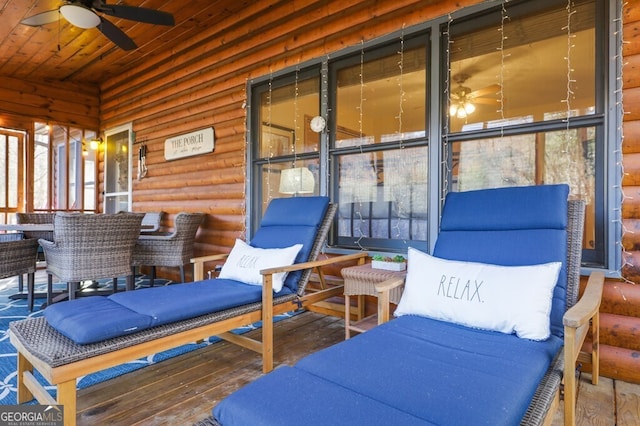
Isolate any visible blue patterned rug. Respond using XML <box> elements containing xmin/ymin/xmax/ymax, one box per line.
<box><xmin>0</xmin><ymin>273</ymin><xmax>297</xmax><ymax>405</ymax></box>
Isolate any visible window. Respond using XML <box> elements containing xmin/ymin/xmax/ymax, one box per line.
<box><xmin>251</xmin><ymin>68</ymin><xmax>321</xmax><ymax>226</ymax></box>
<box><xmin>39</xmin><ymin>122</ymin><xmax>97</xmax><ymax>213</ymax></box>
<box><xmin>249</xmin><ymin>0</ymin><xmax>615</xmax><ymax>270</ymax></box>
<box><xmin>444</xmin><ymin>0</ymin><xmax>604</xmax><ymax>266</ymax></box>
<box><xmin>331</xmin><ymin>36</ymin><xmax>428</xmax><ymax>251</ymax></box>
<box><xmin>0</xmin><ymin>129</ymin><xmax>23</xmax><ymax>224</ymax></box>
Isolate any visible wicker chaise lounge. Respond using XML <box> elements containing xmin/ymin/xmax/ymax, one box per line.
<box><xmin>9</xmin><ymin>196</ymin><xmax>367</xmax><ymax>426</ymax></box>
<box><xmin>210</xmin><ymin>185</ymin><xmax>604</xmax><ymax>426</ymax></box>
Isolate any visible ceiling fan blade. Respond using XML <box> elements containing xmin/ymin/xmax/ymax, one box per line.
<box><xmin>469</xmin><ymin>84</ymin><xmax>501</xmax><ymax>99</ymax></box>
<box><xmin>472</xmin><ymin>98</ymin><xmax>500</xmax><ymax>105</ymax></box>
<box><xmin>21</xmin><ymin>9</ymin><xmax>60</xmax><ymax>26</ymax></box>
<box><xmin>95</xmin><ymin>4</ymin><xmax>175</xmax><ymax>26</ymax></box>
<box><xmin>98</xmin><ymin>17</ymin><xmax>137</xmax><ymax>50</ymax></box>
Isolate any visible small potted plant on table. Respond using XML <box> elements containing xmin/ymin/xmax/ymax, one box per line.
<box><xmin>371</xmin><ymin>254</ymin><xmax>407</xmax><ymax>271</ymax></box>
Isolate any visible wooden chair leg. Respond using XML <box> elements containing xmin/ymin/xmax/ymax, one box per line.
<box><xmin>18</xmin><ymin>274</ymin><xmax>24</xmax><ymax>293</ymax></box>
<box><xmin>180</xmin><ymin>265</ymin><xmax>185</xmax><ymax>283</ymax></box>
<box><xmin>112</xmin><ymin>277</ymin><xmax>118</xmax><ymax>293</ymax></box>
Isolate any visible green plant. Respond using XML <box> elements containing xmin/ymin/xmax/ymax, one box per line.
<box><xmin>371</xmin><ymin>254</ymin><xmax>406</xmax><ymax>263</ymax></box>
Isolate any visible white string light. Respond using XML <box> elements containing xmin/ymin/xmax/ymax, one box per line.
<box><xmin>353</xmin><ymin>39</ymin><xmax>367</xmax><ymax>250</ymax></box>
<box><xmin>264</xmin><ymin>70</ymin><xmax>274</xmax><ymax>209</ymax></box>
<box><xmin>241</xmin><ymin>78</ymin><xmax>248</xmax><ymax>241</ymax></box>
<box><xmin>613</xmin><ymin>1</ymin><xmax>633</xmax><ymax>284</ymax></box>
<box><xmin>391</xmin><ymin>26</ymin><xmax>407</xmax><ymax>242</ymax></box>
<box><xmin>498</xmin><ymin>0</ymin><xmax>510</xmax><ymax>140</ymax></box>
<box><xmin>442</xmin><ymin>14</ymin><xmax>453</xmax><ymax>204</ymax></box>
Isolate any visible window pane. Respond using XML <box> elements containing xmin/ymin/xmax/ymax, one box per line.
<box><xmin>449</xmin><ymin>0</ymin><xmax>595</xmax><ymax>132</ymax></box>
<box><xmin>258</xmin><ymin>159</ymin><xmax>319</xmax><ymax>214</ymax></box>
<box><xmin>452</xmin><ymin>127</ymin><xmax>596</xmax><ymax>249</ymax></box>
<box><xmin>337</xmin><ymin>146</ymin><xmax>428</xmax><ymax>248</ymax></box>
<box><xmin>52</xmin><ymin>125</ymin><xmax>67</xmax><ymax>210</ymax></box>
<box><xmin>34</xmin><ymin>123</ymin><xmax>49</xmax><ymax>210</ymax></box>
<box><xmin>7</xmin><ymin>136</ymin><xmax>18</xmax><ymax>207</ymax></box>
<box><xmin>84</xmin><ymin>130</ymin><xmax>97</xmax><ymax>211</ymax></box>
<box><xmin>69</xmin><ymin>128</ymin><xmax>82</xmax><ymax>210</ymax></box>
<box><xmin>105</xmin><ymin>130</ymin><xmax>129</xmax><ymax>194</ymax></box>
<box><xmin>336</xmin><ymin>45</ymin><xmax>426</xmax><ymax>146</ymax></box>
<box><xmin>259</xmin><ymin>76</ymin><xmax>319</xmax><ymax>158</ymax></box>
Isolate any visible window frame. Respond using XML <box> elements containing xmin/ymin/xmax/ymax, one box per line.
<box><xmin>246</xmin><ymin>0</ymin><xmax>620</xmax><ymax>274</ymax></box>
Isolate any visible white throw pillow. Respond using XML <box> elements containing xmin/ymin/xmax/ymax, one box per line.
<box><xmin>394</xmin><ymin>247</ymin><xmax>561</xmax><ymax>340</ymax></box>
<box><xmin>218</xmin><ymin>239</ymin><xmax>303</xmax><ymax>292</ymax></box>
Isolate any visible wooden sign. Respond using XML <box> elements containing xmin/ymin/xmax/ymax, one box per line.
<box><xmin>165</xmin><ymin>127</ymin><xmax>214</xmax><ymax>160</ymax></box>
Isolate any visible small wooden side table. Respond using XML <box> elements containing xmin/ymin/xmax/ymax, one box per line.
<box><xmin>342</xmin><ymin>263</ymin><xmax>406</xmax><ymax>339</ymax></box>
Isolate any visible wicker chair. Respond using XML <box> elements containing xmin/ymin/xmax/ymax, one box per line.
<box><xmin>16</xmin><ymin>212</ymin><xmax>55</xmax><ymax>243</ymax></box>
<box><xmin>15</xmin><ymin>212</ymin><xmax>55</xmax><ymax>292</ymax></box>
<box><xmin>140</xmin><ymin>211</ymin><xmax>164</xmax><ymax>233</ymax></box>
<box><xmin>132</xmin><ymin>212</ymin><xmax>204</xmax><ymax>285</ymax></box>
<box><xmin>40</xmin><ymin>212</ymin><xmax>144</xmax><ymax>305</ymax></box>
<box><xmin>0</xmin><ymin>238</ymin><xmax>39</xmax><ymax>311</ymax></box>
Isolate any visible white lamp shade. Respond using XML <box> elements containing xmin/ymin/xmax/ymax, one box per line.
<box><xmin>279</xmin><ymin>167</ymin><xmax>315</xmax><ymax>195</ymax></box>
<box><xmin>60</xmin><ymin>5</ymin><xmax>100</xmax><ymax>29</ymax></box>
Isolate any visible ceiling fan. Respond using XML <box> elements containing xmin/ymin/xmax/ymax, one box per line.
<box><xmin>21</xmin><ymin>0</ymin><xmax>175</xmax><ymax>51</ymax></box>
<box><xmin>449</xmin><ymin>73</ymin><xmax>500</xmax><ymax>119</ymax></box>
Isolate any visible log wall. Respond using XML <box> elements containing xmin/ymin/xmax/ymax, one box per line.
<box><xmin>0</xmin><ymin>75</ymin><xmax>99</xmax><ymax>129</ymax></box>
<box><xmin>599</xmin><ymin>3</ymin><xmax>640</xmax><ymax>384</ymax></box>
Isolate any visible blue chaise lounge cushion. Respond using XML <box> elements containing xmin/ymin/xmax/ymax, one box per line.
<box><xmin>43</xmin><ymin>296</ymin><xmax>154</xmax><ymax>344</ymax></box>
<box><xmin>433</xmin><ymin>184</ymin><xmax>569</xmax><ymax>337</ymax></box>
<box><xmin>43</xmin><ymin>196</ymin><xmax>329</xmax><ymax>345</ymax></box>
<box><xmin>214</xmin><ymin>315</ymin><xmax>563</xmax><ymax>425</ymax></box>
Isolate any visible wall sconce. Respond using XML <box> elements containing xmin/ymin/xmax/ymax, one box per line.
<box><xmin>279</xmin><ymin>167</ymin><xmax>315</xmax><ymax>195</ymax></box>
<box><xmin>88</xmin><ymin>137</ymin><xmax>103</xmax><ymax>150</ymax></box>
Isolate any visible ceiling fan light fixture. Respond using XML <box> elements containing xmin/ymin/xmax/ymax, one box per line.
<box><xmin>60</xmin><ymin>4</ymin><xmax>100</xmax><ymax>29</ymax></box>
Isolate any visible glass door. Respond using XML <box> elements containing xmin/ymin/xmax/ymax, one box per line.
<box><xmin>104</xmin><ymin>124</ymin><xmax>132</xmax><ymax>213</ymax></box>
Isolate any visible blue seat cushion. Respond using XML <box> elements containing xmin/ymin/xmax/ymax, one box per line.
<box><xmin>294</xmin><ymin>316</ymin><xmax>562</xmax><ymax>425</ymax></box>
<box><xmin>213</xmin><ymin>366</ymin><xmax>430</xmax><ymax>426</ymax></box>
<box><xmin>44</xmin><ymin>297</ymin><xmax>154</xmax><ymax>344</ymax></box>
<box><xmin>433</xmin><ymin>184</ymin><xmax>569</xmax><ymax>337</ymax></box>
<box><xmin>44</xmin><ymin>279</ymin><xmax>293</xmax><ymax>344</ymax></box>
<box><xmin>109</xmin><ymin>279</ymin><xmax>282</xmax><ymax>326</ymax></box>
<box><xmin>250</xmin><ymin>196</ymin><xmax>329</xmax><ymax>293</ymax></box>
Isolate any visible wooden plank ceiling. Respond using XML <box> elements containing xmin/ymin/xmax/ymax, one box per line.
<box><xmin>0</xmin><ymin>0</ymin><xmax>250</xmax><ymax>86</ymax></box>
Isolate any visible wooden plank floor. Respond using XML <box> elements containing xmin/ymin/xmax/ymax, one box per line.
<box><xmin>72</xmin><ymin>310</ymin><xmax>640</xmax><ymax>425</ymax></box>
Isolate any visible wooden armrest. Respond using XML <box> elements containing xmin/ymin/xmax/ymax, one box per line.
<box><xmin>260</xmin><ymin>252</ymin><xmax>369</xmax><ymax>276</ymax></box>
<box><xmin>191</xmin><ymin>253</ymin><xmax>230</xmax><ymax>280</ymax></box>
<box><xmin>190</xmin><ymin>253</ymin><xmax>230</xmax><ymax>264</ymax></box>
<box><xmin>563</xmin><ymin>271</ymin><xmax>604</xmax><ymax>425</ymax></box>
<box><xmin>375</xmin><ymin>276</ymin><xmax>405</xmax><ymax>324</ymax></box>
<box><xmin>563</xmin><ymin>271</ymin><xmax>604</xmax><ymax>329</ymax></box>
<box><xmin>374</xmin><ymin>276</ymin><xmax>405</xmax><ymax>293</ymax></box>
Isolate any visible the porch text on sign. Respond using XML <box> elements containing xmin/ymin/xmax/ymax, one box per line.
<box><xmin>164</xmin><ymin>127</ymin><xmax>214</xmax><ymax>160</ymax></box>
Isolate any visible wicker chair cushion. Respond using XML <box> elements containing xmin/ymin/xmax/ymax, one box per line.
<box><xmin>433</xmin><ymin>184</ymin><xmax>569</xmax><ymax>338</ymax></box>
<box><xmin>250</xmin><ymin>196</ymin><xmax>329</xmax><ymax>293</ymax></box>
<box><xmin>44</xmin><ymin>279</ymin><xmax>288</xmax><ymax>344</ymax></box>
